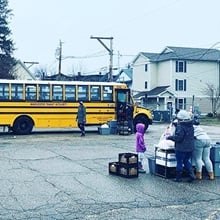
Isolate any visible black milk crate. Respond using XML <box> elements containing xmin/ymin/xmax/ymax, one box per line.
<box><xmin>108</xmin><ymin>162</ymin><xmax>120</xmax><ymax>176</ymax></box>
<box><xmin>210</xmin><ymin>144</ymin><xmax>220</xmax><ymax>162</ymax></box>
<box><xmin>155</xmin><ymin>164</ymin><xmax>176</xmax><ymax>179</ymax></box>
<box><xmin>118</xmin><ymin>164</ymin><xmax>138</xmax><ymax>178</ymax></box>
<box><xmin>118</xmin><ymin>153</ymin><xmax>138</xmax><ymax>166</ymax></box>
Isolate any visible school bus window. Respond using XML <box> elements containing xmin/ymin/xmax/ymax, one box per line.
<box><xmin>78</xmin><ymin>85</ymin><xmax>88</xmax><ymax>101</ymax></box>
<box><xmin>103</xmin><ymin>86</ymin><xmax>113</xmax><ymax>101</ymax></box>
<box><xmin>11</xmin><ymin>84</ymin><xmax>23</xmax><ymax>100</ymax></box>
<box><xmin>52</xmin><ymin>85</ymin><xmax>63</xmax><ymax>101</ymax></box>
<box><xmin>117</xmin><ymin>92</ymin><xmax>126</xmax><ymax>103</ymax></box>
<box><xmin>65</xmin><ymin>85</ymin><xmax>76</xmax><ymax>101</ymax></box>
<box><xmin>25</xmin><ymin>85</ymin><xmax>37</xmax><ymax>101</ymax></box>
<box><xmin>39</xmin><ymin>84</ymin><xmax>50</xmax><ymax>101</ymax></box>
<box><xmin>0</xmin><ymin>83</ymin><xmax>9</xmax><ymax>100</ymax></box>
<box><xmin>90</xmin><ymin>85</ymin><xmax>101</xmax><ymax>101</ymax></box>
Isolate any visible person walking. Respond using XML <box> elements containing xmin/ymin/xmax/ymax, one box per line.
<box><xmin>193</xmin><ymin>119</ymin><xmax>214</xmax><ymax>180</ymax></box>
<box><xmin>135</xmin><ymin>123</ymin><xmax>146</xmax><ymax>173</ymax></box>
<box><xmin>167</xmin><ymin>110</ymin><xmax>196</xmax><ymax>182</ymax></box>
<box><xmin>76</xmin><ymin>101</ymin><xmax>86</xmax><ymax>137</ymax></box>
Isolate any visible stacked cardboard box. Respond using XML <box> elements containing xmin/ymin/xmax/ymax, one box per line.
<box><xmin>109</xmin><ymin>153</ymin><xmax>138</xmax><ymax>178</ymax></box>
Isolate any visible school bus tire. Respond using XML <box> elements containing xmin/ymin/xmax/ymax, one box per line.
<box><xmin>12</xmin><ymin>116</ymin><xmax>34</xmax><ymax>135</ymax></box>
<box><xmin>133</xmin><ymin>115</ymin><xmax>149</xmax><ymax>132</ymax></box>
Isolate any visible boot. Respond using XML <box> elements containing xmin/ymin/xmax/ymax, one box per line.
<box><xmin>208</xmin><ymin>172</ymin><xmax>215</xmax><ymax>180</ymax></box>
<box><xmin>138</xmin><ymin>162</ymin><xmax>146</xmax><ymax>173</ymax></box>
<box><xmin>175</xmin><ymin>171</ymin><xmax>182</xmax><ymax>182</ymax></box>
<box><xmin>188</xmin><ymin>168</ymin><xmax>196</xmax><ymax>182</ymax></box>
<box><xmin>196</xmin><ymin>172</ymin><xmax>202</xmax><ymax>180</ymax></box>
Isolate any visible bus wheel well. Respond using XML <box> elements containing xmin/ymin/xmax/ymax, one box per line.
<box><xmin>133</xmin><ymin>114</ymin><xmax>149</xmax><ymax>132</ymax></box>
<box><xmin>12</xmin><ymin>115</ymin><xmax>34</xmax><ymax>135</ymax></box>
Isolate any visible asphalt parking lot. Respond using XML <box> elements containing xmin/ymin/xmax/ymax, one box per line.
<box><xmin>0</xmin><ymin>123</ymin><xmax>220</xmax><ymax>220</ymax></box>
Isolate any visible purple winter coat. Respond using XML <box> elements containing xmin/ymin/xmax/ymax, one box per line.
<box><xmin>135</xmin><ymin>123</ymin><xmax>146</xmax><ymax>153</ymax></box>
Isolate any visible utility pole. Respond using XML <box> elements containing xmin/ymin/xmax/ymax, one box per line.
<box><xmin>90</xmin><ymin>36</ymin><xmax>113</xmax><ymax>81</ymax></box>
<box><xmin>58</xmin><ymin>40</ymin><xmax>63</xmax><ymax>80</ymax></box>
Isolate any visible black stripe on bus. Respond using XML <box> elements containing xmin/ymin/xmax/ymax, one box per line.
<box><xmin>0</xmin><ymin>112</ymin><xmax>115</xmax><ymax>115</ymax></box>
<box><xmin>0</xmin><ymin>106</ymin><xmax>115</xmax><ymax>109</ymax></box>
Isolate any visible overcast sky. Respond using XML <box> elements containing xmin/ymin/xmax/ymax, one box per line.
<box><xmin>8</xmin><ymin>0</ymin><xmax>220</xmax><ymax>75</ymax></box>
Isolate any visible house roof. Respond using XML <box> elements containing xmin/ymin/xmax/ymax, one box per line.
<box><xmin>138</xmin><ymin>46</ymin><xmax>220</xmax><ymax>62</ymax></box>
<box><xmin>119</xmin><ymin>68</ymin><xmax>133</xmax><ymax>79</ymax></box>
<box><xmin>43</xmin><ymin>72</ymin><xmax>119</xmax><ymax>82</ymax></box>
<box><xmin>133</xmin><ymin>86</ymin><xmax>171</xmax><ymax>99</ymax></box>
<box><xmin>14</xmin><ymin>60</ymin><xmax>36</xmax><ymax>80</ymax></box>
<box><xmin>116</xmin><ymin>68</ymin><xmax>132</xmax><ymax>83</ymax></box>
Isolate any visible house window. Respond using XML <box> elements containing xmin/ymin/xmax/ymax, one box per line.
<box><xmin>145</xmin><ymin>81</ymin><xmax>148</xmax><ymax>89</ymax></box>
<box><xmin>145</xmin><ymin>64</ymin><xmax>148</xmax><ymax>72</ymax></box>
<box><xmin>175</xmin><ymin>98</ymin><xmax>186</xmax><ymax>110</ymax></box>
<box><xmin>175</xmin><ymin>79</ymin><xmax>186</xmax><ymax>91</ymax></box>
<box><xmin>176</xmin><ymin>61</ymin><xmax>186</xmax><ymax>73</ymax></box>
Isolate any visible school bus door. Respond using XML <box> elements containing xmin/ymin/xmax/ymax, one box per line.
<box><xmin>115</xmin><ymin>89</ymin><xmax>130</xmax><ymax>120</ymax></box>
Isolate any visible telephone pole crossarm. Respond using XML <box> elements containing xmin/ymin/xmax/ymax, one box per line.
<box><xmin>90</xmin><ymin>36</ymin><xmax>114</xmax><ymax>81</ymax></box>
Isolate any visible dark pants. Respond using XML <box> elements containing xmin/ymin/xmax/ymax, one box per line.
<box><xmin>78</xmin><ymin>123</ymin><xmax>85</xmax><ymax>134</ymax></box>
<box><xmin>175</xmin><ymin>150</ymin><xmax>193</xmax><ymax>172</ymax></box>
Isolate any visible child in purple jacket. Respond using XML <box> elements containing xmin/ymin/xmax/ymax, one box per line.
<box><xmin>135</xmin><ymin>123</ymin><xmax>146</xmax><ymax>173</ymax></box>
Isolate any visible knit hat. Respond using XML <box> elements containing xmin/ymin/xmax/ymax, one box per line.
<box><xmin>177</xmin><ymin>110</ymin><xmax>190</xmax><ymax>120</ymax></box>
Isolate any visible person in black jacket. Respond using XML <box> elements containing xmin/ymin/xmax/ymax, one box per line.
<box><xmin>167</xmin><ymin>110</ymin><xmax>196</xmax><ymax>182</ymax></box>
<box><xmin>125</xmin><ymin>103</ymin><xmax>134</xmax><ymax>133</ymax></box>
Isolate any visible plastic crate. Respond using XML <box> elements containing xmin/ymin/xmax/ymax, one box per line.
<box><xmin>210</xmin><ymin>144</ymin><xmax>220</xmax><ymax>162</ymax></box>
<box><xmin>119</xmin><ymin>153</ymin><xmax>138</xmax><ymax>165</ymax></box>
<box><xmin>109</xmin><ymin>162</ymin><xmax>119</xmax><ymax>175</ymax></box>
<box><xmin>213</xmin><ymin>162</ymin><xmax>220</xmax><ymax>177</ymax></box>
<box><xmin>148</xmin><ymin>156</ymin><xmax>156</xmax><ymax>174</ymax></box>
<box><xmin>98</xmin><ymin>127</ymin><xmax>110</xmax><ymax>135</ymax></box>
<box><xmin>118</xmin><ymin>164</ymin><xmax>138</xmax><ymax>178</ymax></box>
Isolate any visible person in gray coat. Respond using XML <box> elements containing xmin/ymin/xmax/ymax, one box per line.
<box><xmin>76</xmin><ymin>101</ymin><xmax>86</xmax><ymax>137</ymax></box>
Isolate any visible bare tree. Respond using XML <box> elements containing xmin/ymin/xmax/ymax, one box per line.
<box><xmin>203</xmin><ymin>83</ymin><xmax>220</xmax><ymax>115</ymax></box>
<box><xmin>34</xmin><ymin>66</ymin><xmax>56</xmax><ymax>80</ymax></box>
<box><xmin>34</xmin><ymin>66</ymin><xmax>47</xmax><ymax>80</ymax></box>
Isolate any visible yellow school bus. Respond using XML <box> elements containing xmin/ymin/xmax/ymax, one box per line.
<box><xmin>0</xmin><ymin>79</ymin><xmax>152</xmax><ymax>134</ymax></box>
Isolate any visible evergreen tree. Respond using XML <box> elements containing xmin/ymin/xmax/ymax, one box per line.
<box><xmin>0</xmin><ymin>0</ymin><xmax>16</xmax><ymax>79</ymax></box>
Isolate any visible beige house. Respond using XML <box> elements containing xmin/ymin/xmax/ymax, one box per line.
<box><xmin>132</xmin><ymin>46</ymin><xmax>220</xmax><ymax>115</ymax></box>
<box><xmin>12</xmin><ymin>60</ymin><xmax>36</xmax><ymax>80</ymax></box>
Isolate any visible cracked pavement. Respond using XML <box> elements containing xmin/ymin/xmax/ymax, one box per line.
<box><xmin>0</xmin><ymin>124</ymin><xmax>220</xmax><ymax>220</ymax></box>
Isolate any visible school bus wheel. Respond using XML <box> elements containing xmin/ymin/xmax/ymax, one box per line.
<box><xmin>133</xmin><ymin>115</ymin><xmax>149</xmax><ymax>132</ymax></box>
<box><xmin>12</xmin><ymin>116</ymin><xmax>34</xmax><ymax>135</ymax></box>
